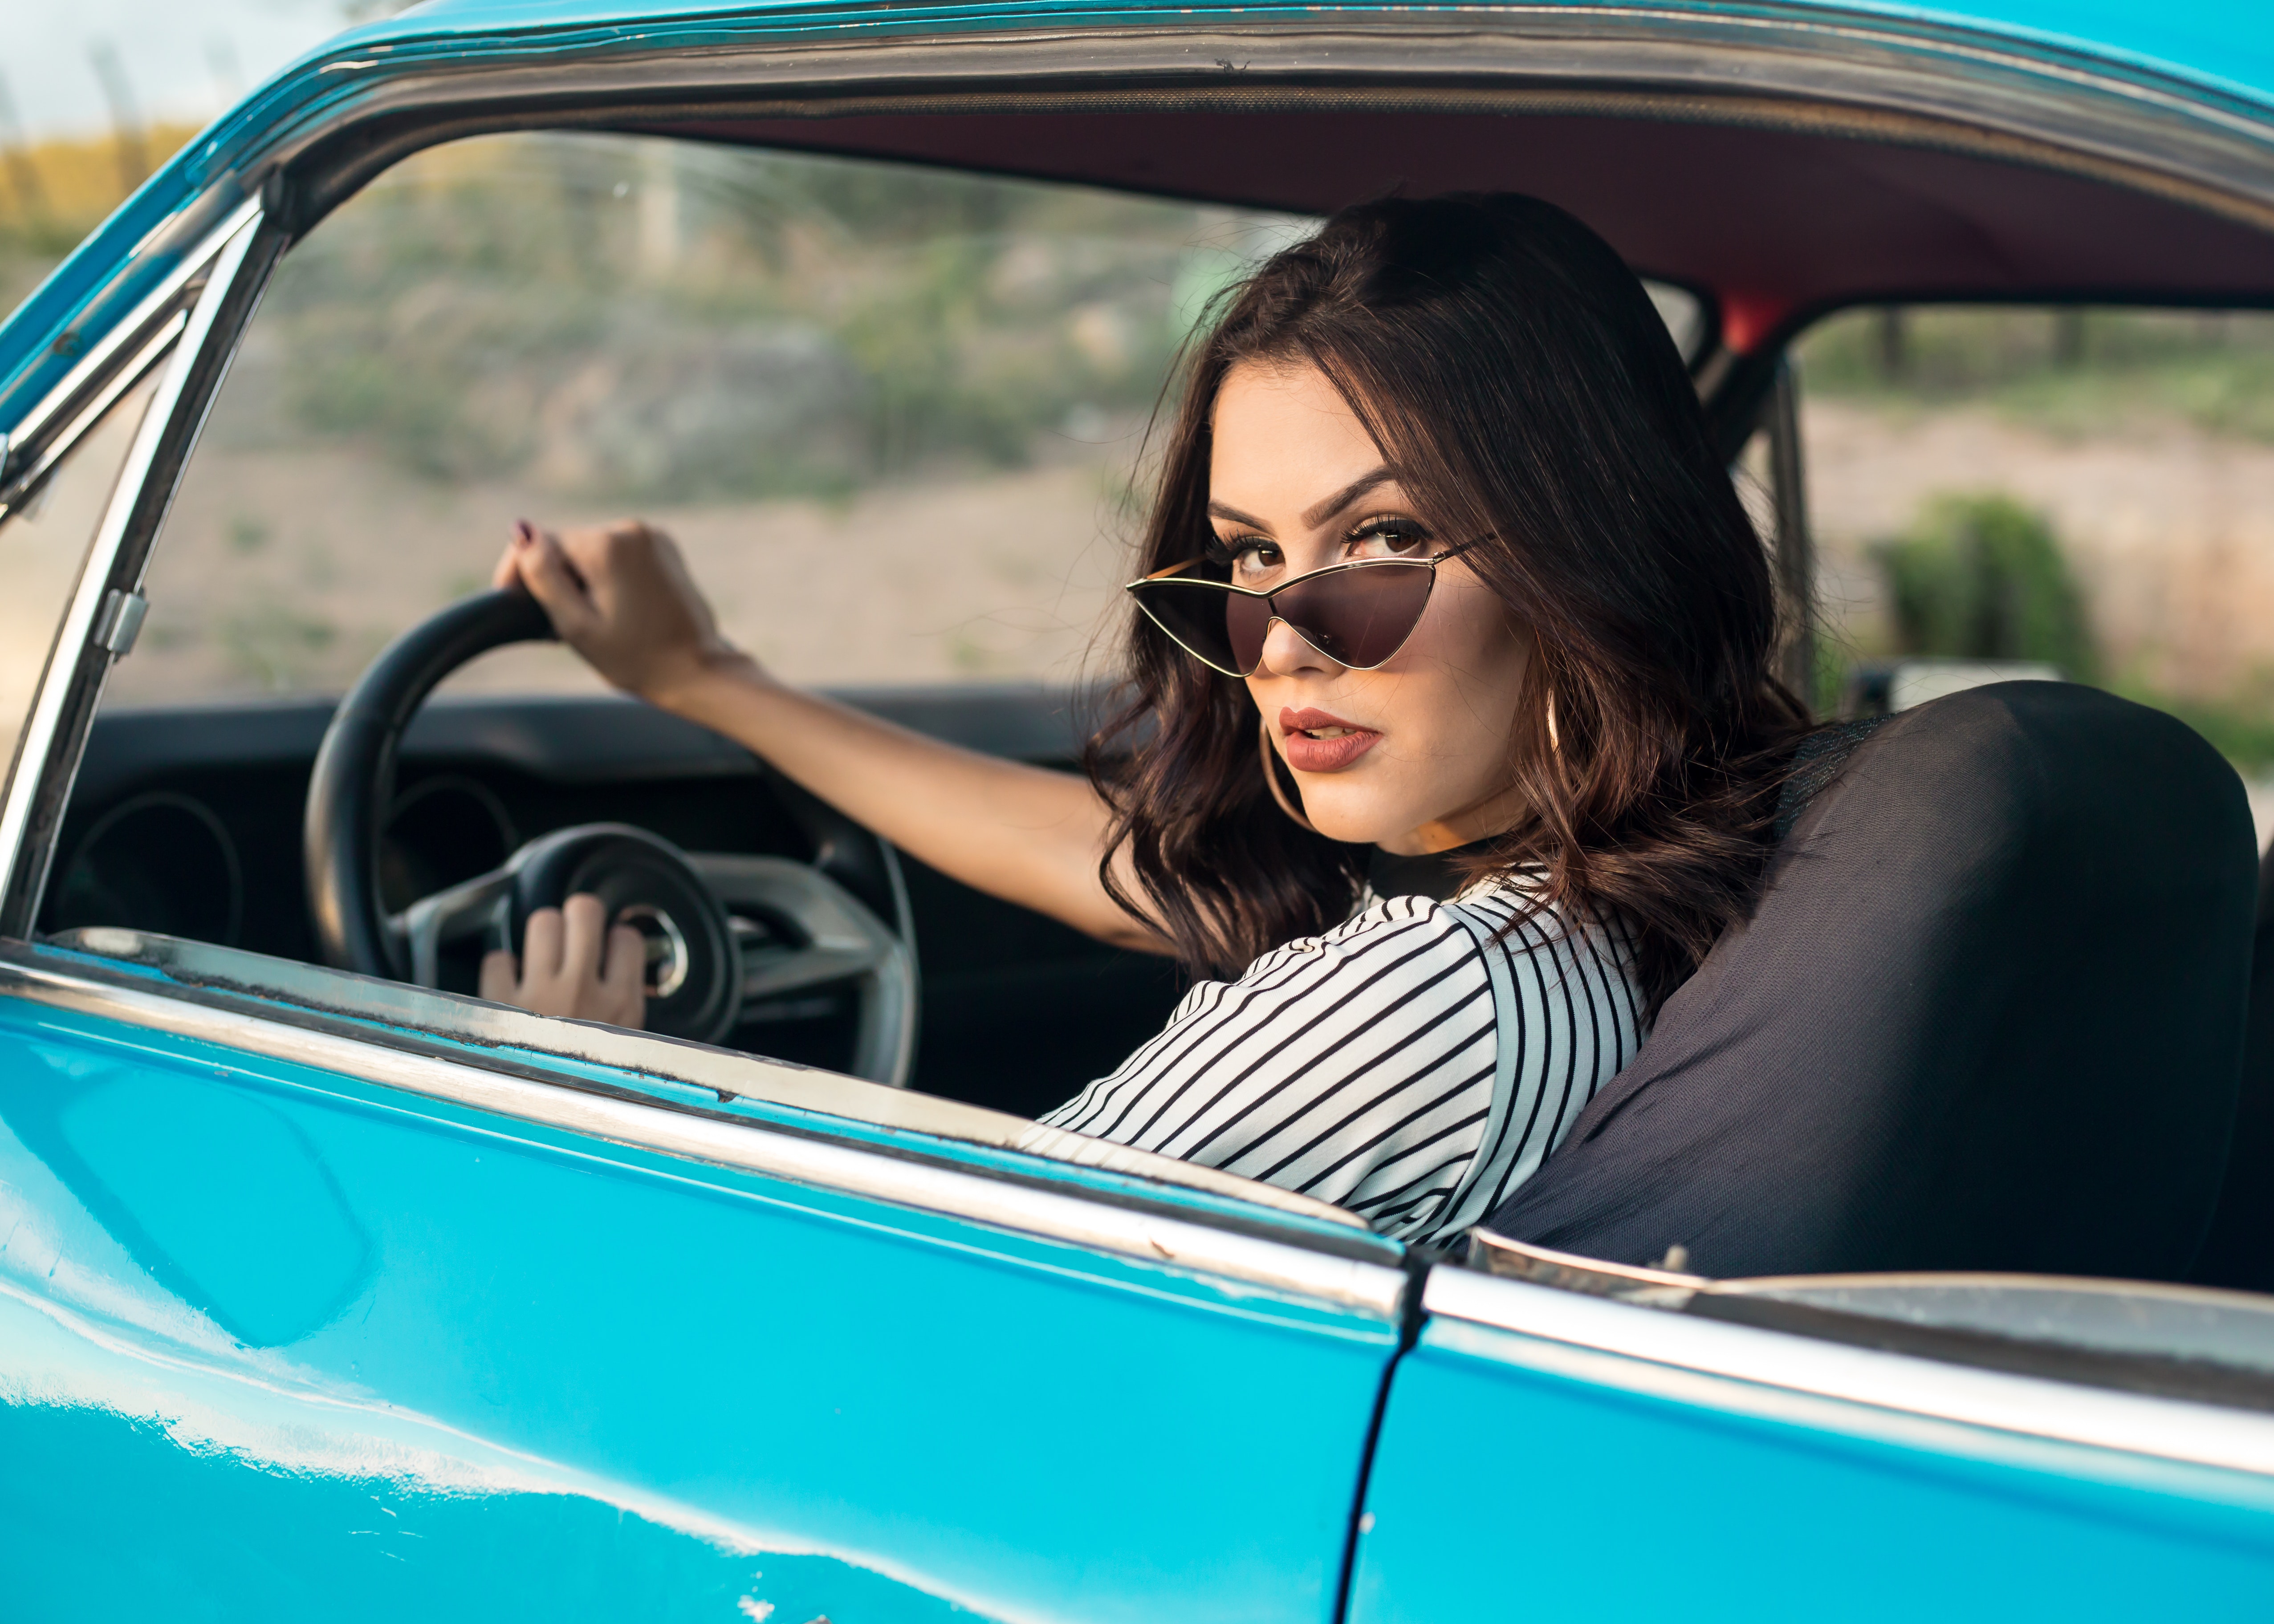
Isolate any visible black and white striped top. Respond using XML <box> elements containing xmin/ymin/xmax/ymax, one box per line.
<box><xmin>1039</xmin><ymin>873</ymin><xmax>1646</xmax><ymax>1247</ymax></box>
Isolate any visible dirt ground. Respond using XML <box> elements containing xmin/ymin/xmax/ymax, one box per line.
<box><xmin>107</xmin><ymin>396</ymin><xmax>2274</xmax><ymax>720</ymax></box>
<box><xmin>115</xmin><ymin>443</ymin><xmax>1143</xmax><ymax>705</ymax></box>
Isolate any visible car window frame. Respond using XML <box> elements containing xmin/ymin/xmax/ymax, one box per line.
<box><xmin>0</xmin><ymin>199</ymin><xmax>273</xmax><ymax>934</ymax></box>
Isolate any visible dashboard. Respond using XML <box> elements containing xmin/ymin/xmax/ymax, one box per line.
<box><xmin>38</xmin><ymin>685</ymin><xmax>1183</xmax><ymax>1119</ymax></box>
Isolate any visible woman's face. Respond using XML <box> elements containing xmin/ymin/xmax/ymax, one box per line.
<box><xmin>1208</xmin><ymin>360</ymin><xmax>1535</xmax><ymax>855</ymax></box>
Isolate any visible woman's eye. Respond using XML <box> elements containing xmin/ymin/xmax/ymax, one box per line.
<box><xmin>1345</xmin><ymin>519</ymin><xmax>1432</xmax><ymax>559</ymax></box>
<box><xmin>1229</xmin><ymin>539</ymin><xmax>1282</xmax><ymax>577</ymax></box>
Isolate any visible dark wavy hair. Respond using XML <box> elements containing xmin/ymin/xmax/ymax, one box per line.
<box><xmin>1086</xmin><ymin>192</ymin><xmax>1809</xmax><ymax>1016</ymax></box>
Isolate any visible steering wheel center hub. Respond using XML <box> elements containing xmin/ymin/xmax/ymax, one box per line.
<box><xmin>618</xmin><ymin>902</ymin><xmax>691</xmax><ymax>999</ymax></box>
<box><xmin>508</xmin><ymin>824</ymin><xmax>739</xmax><ymax>1044</ymax></box>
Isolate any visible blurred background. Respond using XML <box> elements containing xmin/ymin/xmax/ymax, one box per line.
<box><xmin>8</xmin><ymin>0</ymin><xmax>2274</xmax><ymax>831</ymax></box>
<box><xmin>0</xmin><ymin>0</ymin><xmax>354</xmax><ymax>308</ymax></box>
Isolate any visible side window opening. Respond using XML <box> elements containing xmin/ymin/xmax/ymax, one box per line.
<box><xmin>1794</xmin><ymin>305</ymin><xmax>2274</xmax><ymax>756</ymax></box>
<box><xmin>119</xmin><ymin>131</ymin><xmax>1310</xmax><ymax>704</ymax></box>
<box><xmin>39</xmin><ymin>133</ymin><xmax>1309</xmax><ymax>1129</ymax></box>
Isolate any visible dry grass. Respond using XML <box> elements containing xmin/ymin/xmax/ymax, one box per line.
<box><xmin>0</xmin><ymin>122</ymin><xmax>201</xmax><ymax>236</ymax></box>
<box><xmin>0</xmin><ymin>123</ymin><xmax>203</xmax><ymax>312</ymax></box>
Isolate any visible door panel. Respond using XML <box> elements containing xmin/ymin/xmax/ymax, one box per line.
<box><xmin>0</xmin><ymin>987</ymin><xmax>1399</xmax><ymax>1624</ymax></box>
<box><xmin>1350</xmin><ymin>1269</ymin><xmax>2274</xmax><ymax>1623</ymax></box>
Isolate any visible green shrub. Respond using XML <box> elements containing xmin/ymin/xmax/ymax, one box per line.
<box><xmin>1870</xmin><ymin>493</ymin><xmax>2098</xmax><ymax>679</ymax></box>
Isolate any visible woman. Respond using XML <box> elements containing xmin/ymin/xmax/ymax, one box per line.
<box><xmin>482</xmin><ymin>193</ymin><xmax>1807</xmax><ymax>1246</ymax></box>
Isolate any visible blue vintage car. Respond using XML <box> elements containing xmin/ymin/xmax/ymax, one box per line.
<box><xmin>6</xmin><ymin>0</ymin><xmax>2274</xmax><ymax>1618</ymax></box>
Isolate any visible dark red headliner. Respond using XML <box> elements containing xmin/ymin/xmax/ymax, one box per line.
<box><xmin>668</xmin><ymin>111</ymin><xmax>2274</xmax><ymax>349</ymax></box>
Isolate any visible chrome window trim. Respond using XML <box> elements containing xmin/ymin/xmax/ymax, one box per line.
<box><xmin>1425</xmin><ymin>1263</ymin><xmax>2274</xmax><ymax>1479</ymax></box>
<box><xmin>0</xmin><ymin>203</ymin><xmax>262</xmax><ymax>902</ymax></box>
<box><xmin>0</xmin><ymin>196</ymin><xmax>260</xmax><ymax>499</ymax></box>
<box><xmin>0</xmin><ymin>950</ymin><xmax>1406</xmax><ymax>1319</ymax></box>
<box><xmin>265</xmin><ymin>12</ymin><xmax>2274</xmax><ymax>237</ymax></box>
<box><xmin>31</xmin><ymin>926</ymin><xmax>1367</xmax><ymax>1232</ymax></box>
<box><xmin>0</xmin><ymin>309</ymin><xmax>186</xmax><ymax>521</ymax></box>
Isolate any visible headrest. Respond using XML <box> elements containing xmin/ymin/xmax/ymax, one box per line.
<box><xmin>1485</xmin><ymin>682</ymin><xmax>2258</xmax><ymax>1280</ymax></box>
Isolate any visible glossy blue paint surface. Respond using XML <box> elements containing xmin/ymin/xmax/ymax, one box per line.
<box><xmin>1349</xmin><ymin>1310</ymin><xmax>2274</xmax><ymax>1623</ymax></box>
<box><xmin>2</xmin><ymin>1406</ymin><xmax>966</xmax><ymax>1624</ymax></box>
<box><xmin>4</xmin><ymin>0</ymin><xmax>2271</xmax><ymax>446</ymax></box>
<box><xmin>0</xmin><ymin>989</ymin><xmax>1397</xmax><ymax>1621</ymax></box>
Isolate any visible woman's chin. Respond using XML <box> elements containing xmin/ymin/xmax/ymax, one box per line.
<box><xmin>1295</xmin><ymin>789</ymin><xmax>1409</xmax><ymax>848</ymax></box>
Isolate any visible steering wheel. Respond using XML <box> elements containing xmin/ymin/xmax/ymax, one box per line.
<box><xmin>304</xmin><ymin>589</ymin><xmax>919</xmax><ymax>1088</ymax></box>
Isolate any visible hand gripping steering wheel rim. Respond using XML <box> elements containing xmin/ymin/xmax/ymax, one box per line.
<box><xmin>304</xmin><ymin>588</ymin><xmax>920</xmax><ymax>1086</ymax></box>
<box><xmin>305</xmin><ymin>588</ymin><xmax>555</xmax><ymax>982</ymax></box>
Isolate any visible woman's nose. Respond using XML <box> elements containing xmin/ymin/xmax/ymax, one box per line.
<box><xmin>1256</xmin><ymin>614</ymin><xmax>1337</xmax><ymax>676</ymax></box>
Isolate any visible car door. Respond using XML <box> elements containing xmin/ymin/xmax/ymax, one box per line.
<box><xmin>0</xmin><ymin>935</ymin><xmax>1403</xmax><ymax>1623</ymax></box>
<box><xmin>0</xmin><ymin>202</ymin><xmax>1405</xmax><ymax>1624</ymax></box>
<box><xmin>1348</xmin><ymin>1259</ymin><xmax>2274</xmax><ymax>1623</ymax></box>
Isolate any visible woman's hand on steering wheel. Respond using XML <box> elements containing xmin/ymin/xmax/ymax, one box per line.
<box><xmin>479</xmin><ymin>892</ymin><xmax>648</xmax><ymax>1029</ymax></box>
<box><xmin>494</xmin><ymin>518</ymin><xmax>755</xmax><ymax>710</ymax></box>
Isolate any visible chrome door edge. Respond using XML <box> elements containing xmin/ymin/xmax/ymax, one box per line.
<box><xmin>1424</xmin><ymin>1263</ymin><xmax>2274</xmax><ymax>1480</ymax></box>
<box><xmin>0</xmin><ymin>953</ymin><xmax>1407</xmax><ymax>1320</ymax></box>
<box><xmin>23</xmin><ymin>927</ymin><xmax>1371</xmax><ymax>1236</ymax></box>
<box><xmin>0</xmin><ymin>203</ymin><xmax>263</xmax><ymax>902</ymax></box>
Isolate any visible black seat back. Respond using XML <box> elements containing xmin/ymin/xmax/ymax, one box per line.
<box><xmin>1485</xmin><ymin>682</ymin><xmax>2257</xmax><ymax>1281</ymax></box>
<box><xmin>2187</xmin><ymin>864</ymin><xmax>2274</xmax><ymax>1291</ymax></box>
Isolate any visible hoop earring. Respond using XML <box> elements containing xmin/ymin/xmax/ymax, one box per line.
<box><xmin>1259</xmin><ymin>716</ymin><xmax>1320</xmax><ymax>834</ymax></box>
<box><xmin>1545</xmin><ymin>689</ymin><xmax>1562</xmax><ymax>755</ymax></box>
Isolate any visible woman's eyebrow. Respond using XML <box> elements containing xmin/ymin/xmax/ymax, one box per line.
<box><xmin>1205</xmin><ymin>499</ymin><xmax>1270</xmax><ymax>531</ymax></box>
<box><xmin>1205</xmin><ymin>467</ymin><xmax>1403</xmax><ymax>536</ymax></box>
<box><xmin>1301</xmin><ymin>466</ymin><xmax>1399</xmax><ymax>529</ymax></box>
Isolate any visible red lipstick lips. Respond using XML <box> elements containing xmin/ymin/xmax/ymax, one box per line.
<box><xmin>1279</xmin><ymin>706</ymin><xmax>1381</xmax><ymax>773</ymax></box>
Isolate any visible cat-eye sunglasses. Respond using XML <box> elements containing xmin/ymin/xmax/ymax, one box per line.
<box><xmin>1126</xmin><ymin>543</ymin><xmax>1475</xmax><ymax>678</ymax></box>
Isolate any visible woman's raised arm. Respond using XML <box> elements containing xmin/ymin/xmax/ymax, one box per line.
<box><xmin>496</xmin><ymin>520</ymin><xmax>1168</xmax><ymax>955</ymax></box>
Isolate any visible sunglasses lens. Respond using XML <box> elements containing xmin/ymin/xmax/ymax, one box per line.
<box><xmin>1130</xmin><ymin>579</ymin><xmax>1253</xmax><ymax>674</ymax></box>
<box><xmin>1224</xmin><ymin>591</ymin><xmax>1274</xmax><ymax>674</ymax></box>
<box><xmin>1131</xmin><ymin>560</ymin><xmax>1439</xmax><ymax>674</ymax></box>
<box><xmin>1275</xmin><ymin>563</ymin><xmax>1436</xmax><ymax>668</ymax></box>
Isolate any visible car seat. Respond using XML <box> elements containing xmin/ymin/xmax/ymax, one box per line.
<box><xmin>1483</xmin><ymin>682</ymin><xmax>2258</xmax><ymax>1283</ymax></box>
<box><xmin>2188</xmin><ymin>860</ymin><xmax>2274</xmax><ymax>1292</ymax></box>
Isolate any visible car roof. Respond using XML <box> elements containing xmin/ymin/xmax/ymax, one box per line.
<box><xmin>360</xmin><ymin>0</ymin><xmax>2273</xmax><ymax>114</ymax></box>
<box><xmin>4</xmin><ymin>0</ymin><xmax>2271</xmax><ymax>437</ymax></box>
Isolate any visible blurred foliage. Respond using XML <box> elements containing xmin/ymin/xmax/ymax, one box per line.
<box><xmin>1806</xmin><ymin>629</ymin><xmax>1862</xmax><ymax>719</ymax></box>
<box><xmin>1863</xmin><ymin>490</ymin><xmax>2274</xmax><ymax>770</ymax></box>
<box><xmin>217</xmin><ymin>598</ymin><xmax>340</xmax><ymax>691</ymax></box>
<box><xmin>1871</xmin><ymin>493</ymin><xmax>2099</xmax><ymax>678</ymax></box>
<box><xmin>220</xmin><ymin>133</ymin><xmax>1298</xmax><ymax>502</ymax></box>
<box><xmin>1799</xmin><ymin>305</ymin><xmax>2274</xmax><ymax>443</ymax></box>
<box><xmin>0</xmin><ymin>124</ymin><xmax>203</xmax><ymax>309</ymax></box>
